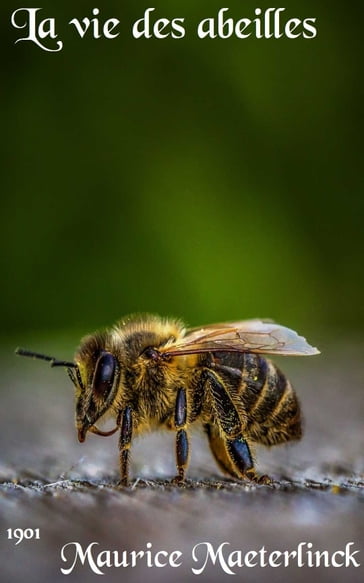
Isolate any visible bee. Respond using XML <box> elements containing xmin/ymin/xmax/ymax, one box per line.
<box><xmin>16</xmin><ymin>314</ymin><xmax>319</xmax><ymax>485</ymax></box>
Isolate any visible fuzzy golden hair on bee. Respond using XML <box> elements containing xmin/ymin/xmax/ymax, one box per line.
<box><xmin>16</xmin><ymin>313</ymin><xmax>319</xmax><ymax>486</ymax></box>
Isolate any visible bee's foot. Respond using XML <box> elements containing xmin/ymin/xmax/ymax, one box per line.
<box><xmin>245</xmin><ymin>471</ymin><xmax>272</xmax><ymax>485</ymax></box>
<box><xmin>171</xmin><ymin>472</ymin><xmax>186</xmax><ymax>485</ymax></box>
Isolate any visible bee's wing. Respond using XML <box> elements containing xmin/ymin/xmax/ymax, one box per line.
<box><xmin>162</xmin><ymin>320</ymin><xmax>319</xmax><ymax>357</ymax></box>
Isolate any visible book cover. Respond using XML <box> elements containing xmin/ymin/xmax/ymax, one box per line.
<box><xmin>1</xmin><ymin>2</ymin><xmax>362</xmax><ymax>582</ymax></box>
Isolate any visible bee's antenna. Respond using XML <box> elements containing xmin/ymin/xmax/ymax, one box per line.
<box><xmin>15</xmin><ymin>347</ymin><xmax>77</xmax><ymax>368</ymax></box>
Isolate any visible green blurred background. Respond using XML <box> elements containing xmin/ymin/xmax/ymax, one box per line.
<box><xmin>1</xmin><ymin>0</ymin><xmax>363</xmax><ymax>347</ymax></box>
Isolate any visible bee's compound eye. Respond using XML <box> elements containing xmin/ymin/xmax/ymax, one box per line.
<box><xmin>93</xmin><ymin>352</ymin><xmax>116</xmax><ymax>398</ymax></box>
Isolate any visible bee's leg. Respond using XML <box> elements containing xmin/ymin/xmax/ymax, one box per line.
<box><xmin>173</xmin><ymin>387</ymin><xmax>190</xmax><ymax>483</ymax></box>
<box><xmin>224</xmin><ymin>439</ymin><xmax>271</xmax><ymax>484</ymax></box>
<box><xmin>225</xmin><ymin>436</ymin><xmax>265</xmax><ymax>483</ymax></box>
<box><xmin>205</xmin><ymin>370</ymin><xmax>271</xmax><ymax>484</ymax></box>
<box><xmin>204</xmin><ymin>423</ymin><xmax>239</xmax><ymax>478</ymax></box>
<box><xmin>118</xmin><ymin>407</ymin><xmax>132</xmax><ymax>486</ymax></box>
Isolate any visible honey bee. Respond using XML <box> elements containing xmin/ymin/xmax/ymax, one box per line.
<box><xmin>16</xmin><ymin>314</ymin><xmax>319</xmax><ymax>485</ymax></box>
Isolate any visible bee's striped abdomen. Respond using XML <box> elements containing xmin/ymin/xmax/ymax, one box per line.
<box><xmin>244</xmin><ymin>354</ymin><xmax>302</xmax><ymax>445</ymax></box>
<box><xmin>242</xmin><ymin>356</ymin><xmax>287</xmax><ymax>421</ymax></box>
<box><xmin>212</xmin><ymin>352</ymin><xmax>302</xmax><ymax>446</ymax></box>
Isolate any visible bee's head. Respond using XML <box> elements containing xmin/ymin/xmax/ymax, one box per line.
<box><xmin>71</xmin><ymin>332</ymin><xmax>120</xmax><ymax>442</ymax></box>
<box><xmin>15</xmin><ymin>333</ymin><xmax>121</xmax><ymax>443</ymax></box>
